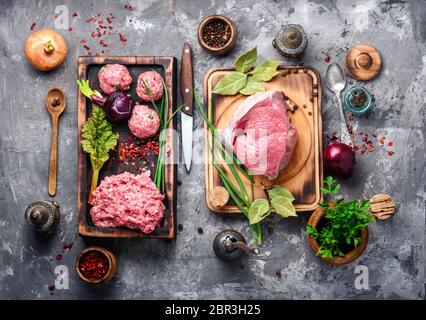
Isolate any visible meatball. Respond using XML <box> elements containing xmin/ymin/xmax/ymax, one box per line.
<box><xmin>128</xmin><ymin>104</ymin><xmax>160</xmax><ymax>140</ymax></box>
<box><xmin>136</xmin><ymin>70</ymin><xmax>164</xmax><ymax>101</ymax></box>
<box><xmin>98</xmin><ymin>64</ymin><xmax>132</xmax><ymax>95</ymax></box>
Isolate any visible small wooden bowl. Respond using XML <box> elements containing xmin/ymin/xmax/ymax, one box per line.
<box><xmin>197</xmin><ymin>15</ymin><xmax>237</xmax><ymax>55</ymax></box>
<box><xmin>75</xmin><ymin>247</ymin><xmax>117</xmax><ymax>284</ymax></box>
<box><xmin>307</xmin><ymin>207</ymin><xmax>369</xmax><ymax>265</ymax></box>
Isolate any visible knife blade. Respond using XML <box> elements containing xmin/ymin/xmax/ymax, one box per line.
<box><xmin>180</xmin><ymin>42</ymin><xmax>194</xmax><ymax>172</ymax></box>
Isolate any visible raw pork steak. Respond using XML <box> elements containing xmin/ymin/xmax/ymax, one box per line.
<box><xmin>222</xmin><ymin>91</ymin><xmax>297</xmax><ymax>180</ymax></box>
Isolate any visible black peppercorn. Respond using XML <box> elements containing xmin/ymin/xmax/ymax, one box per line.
<box><xmin>202</xmin><ymin>20</ymin><xmax>231</xmax><ymax>48</ymax></box>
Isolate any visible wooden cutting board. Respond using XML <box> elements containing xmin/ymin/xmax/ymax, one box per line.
<box><xmin>77</xmin><ymin>56</ymin><xmax>177</xmax><ymax>238</ymax></box>
<box><xmin>204</xmin><ymin>66</ymin><xmax>323</xmax><ymax>213</ymax></box>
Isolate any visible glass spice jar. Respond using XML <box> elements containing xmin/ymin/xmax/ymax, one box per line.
<box><xmin>343</xmin><ymin>85</ymin><xmax>375</xmax><ymax>116</ymax></box>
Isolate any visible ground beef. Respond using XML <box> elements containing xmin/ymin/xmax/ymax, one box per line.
<box><xmin>90</xmin><ymin>172</ymin><xmax>165</xmax><ymax>234</ymax></box>
<box><xmin>128</xmin><ymin>103</ymin><xmax>160</xmax><ymax>139</ymax></box>
<box><xmin>136</xmin><ymin>70</ymin><xmax>164</xmax><ymax>101</ymax></box>
<box><xmin>98</xmin><ymin>64</ymin><xmax>132</xmax><ymax>95</ymax></box>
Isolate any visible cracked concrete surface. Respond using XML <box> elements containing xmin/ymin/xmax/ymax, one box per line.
<box><xmin>0</xmin><ymin>0</ymin><xmax>425</xmax><ymax>299</ymax></box>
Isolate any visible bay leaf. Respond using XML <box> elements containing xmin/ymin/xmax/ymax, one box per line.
<box><xmin>268</xmin><ymin>186</ymin><xmax>295</xmax><ymax>202</ymax></box>
<box><xmin>234</xmin><ymin>47</ymin><xmax>258</xmax><ymax>73</ymax></box>
<box><xmin>212</xmin><ymin>72</ymin><xmax>247</xmax><ymax>95</ymax></box>
<box><xmin>252</xmin><ymin>66</ymin><xmax>280</xmax><ymax>82</ymax></box>
<box><xmin>256</xmin><ymin>60</ymin><xmax>282</xmax><ymax>70</ymax></box>
<box><xmin>249</xmin><ymin>199</ymin><xmax>270</xmax><ymax>225</ymax></box>
<box><xmin>239</xmin><ymin>77</ymin><xmax>265</xmax><ymax>95</ymax></box>
<box><xmin>271</xmin><ymin>196</ymin><xmax>297</xmax><ymax>218</ymax></box>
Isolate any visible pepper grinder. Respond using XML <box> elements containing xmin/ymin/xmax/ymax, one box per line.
<box><xmin>272</xmin><ymin>24</ymin><xmax>308</xmax><ymax>59</ymax></box>
<box><xmin>25</xmin><ymin>200</ymin><xmax>60</xmax><ymax>233</ymax></box>
<box><xmin>213</xmin><ymin>229</ymin><xmax>259</xmax><ymax>261</ymax></box>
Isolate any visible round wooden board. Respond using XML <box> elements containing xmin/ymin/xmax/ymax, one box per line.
<box><xmin>216</xmin><ymin>94</ymin><xmax>312</xmax><ymax>188</ymax></box>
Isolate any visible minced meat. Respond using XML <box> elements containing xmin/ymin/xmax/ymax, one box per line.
<box><xmin>90</xmin><ymin>172</ymin><xmax>165</xmax><ymax>234</ymax></box>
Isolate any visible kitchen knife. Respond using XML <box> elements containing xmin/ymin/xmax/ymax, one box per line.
<box><xmin>180</xmin><ymin>42</ymin><xmax>194</xmax><ymax>172</ymax></box>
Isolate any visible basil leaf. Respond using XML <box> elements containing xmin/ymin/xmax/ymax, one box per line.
<box><xmin>234</xmin><ymin>47</ymin><xmax>258</xmax><ymax>73</ymax></box>
<box><xmin>249</xmin><ymin>199</ymin><xmax>270</xmax><ymax>225</ymax></box>
<box><xmin>267</xmin><ymin>186</ymin><xmax>295</xmax><ymax>202</ymax></box>
<box><xmin>239</xmin><ymin>77</ymin><xmax>265</xmax><ymax>95</ymax></box>
<box><xmin>252</xmin><ymin>66</ymin><xmax>280</xmax><ymax>82</ymax></box>
<box><xmin>256</xmin><ymin>60</ymin><xmax>282</xmax><ymax>70</ymax></box>
<box><xmin>212</xmin><ymin>72</ymin><xmax>247</xmax><ymax>95</ymax></box>
<box><xmin>271</xmin><ymin>196</ymin><xmax>297</xmax><ymax>218</ymax></box>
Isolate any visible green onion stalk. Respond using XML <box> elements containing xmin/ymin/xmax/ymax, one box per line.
<box><xmin>194</xmin><ymin>90</ymin><xmax>262</xmax><ymax>246</ymax></box>
<box><xmin>144</xmin><ymin>79</ymin><xmax>184</xmax><ymax>193</ymax></box>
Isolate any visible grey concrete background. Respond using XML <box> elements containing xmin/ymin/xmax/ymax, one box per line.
<box><xmin>0</xmin><ymin>0</ymin><xmax>425</xmax><ymax>299</ymax></box>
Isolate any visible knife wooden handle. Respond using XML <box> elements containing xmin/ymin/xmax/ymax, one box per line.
<box><xmin>180</xmin><ymin>42</ymin><xmax>193</xmax><ymax>116</ymax></box>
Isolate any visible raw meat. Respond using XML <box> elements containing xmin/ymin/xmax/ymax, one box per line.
<box><xmin>90</xmin><ymin>172</ymin><xmax>165</xmax><ymax>234</ymax></box>
<box><xmin>128</xmin><ymin>103</ymin><xmax>160</xmax><ymax>139</ymax></box>
<box><xmin>98</xmin><ymin>64</ymin><xmax>132</xmax><ymax>95</ymax></box>
<box><xmin>136</xmin><ymin>70</ymin><xmax>164</xmax><ymax>101</ymax></box>
<box><xmin>222</xmin><ymin>91</ymin><xmax>297</xmax><ymax>180</ymax></box>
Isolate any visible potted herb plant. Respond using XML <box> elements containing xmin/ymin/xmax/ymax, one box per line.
<box><xmin>306</xmin><ymin>176</ymin><xmax>374</xmax><ymax>265</ymax></box>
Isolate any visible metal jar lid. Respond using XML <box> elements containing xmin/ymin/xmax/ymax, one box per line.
<box><xmin>272</xmin><ymin>24</ymin><xmax>308</xmax><ymax>59</ymax></box>
<box><xmin>25</xmin><ymin>200</ymin><xmax>60</xmax><ymax>232</ymax></box>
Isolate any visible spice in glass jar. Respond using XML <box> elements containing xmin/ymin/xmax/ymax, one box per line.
<box><xmin>349</xmin><ymin>89</ymin><xmax>367</xmax><ymax>108</ymax></box>
<box><xmin>202</xmin><ymin>20</ymin><xmax>231</xmax><ymax>48</ymax></box>
<box><xmin>78</xmin><ymin>250</ymin><xmax>110</xmax><ymax>281</ymax></box>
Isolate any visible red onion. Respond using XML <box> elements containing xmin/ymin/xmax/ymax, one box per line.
<box><xmin>104</xmin><ymin>91</ymin><xmax>133</xmax><ymax>122</ymax></box>
<box><xmin>324</xmin><ymin>142</ymin><xmax>355</xmax><ymax>179</ymax></box>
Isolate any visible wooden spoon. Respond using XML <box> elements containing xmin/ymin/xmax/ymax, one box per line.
<box><xmin>45</xmin><ymin>88</ymin><xmax>66</xmax><ymax>196</ymax></box>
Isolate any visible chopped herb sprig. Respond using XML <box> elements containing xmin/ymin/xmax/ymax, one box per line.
<box><xmin>307</xmin><ymin>177</ymin><xmax>374</xmax><ymax>260</ymax></box>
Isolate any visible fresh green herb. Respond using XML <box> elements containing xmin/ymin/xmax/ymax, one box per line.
<box><xmin>194</xmin><ymin>90</ymin><xmax>262</xmax><ymax>246</ymax></box>
<box><xmin>77</xmin><ymin>80</ymin><xmax>103</xmax><ymax>100</ymax></box>
<box><xmin>212</xmin><ymin>47</ymin><xmax>282</xmax><ymax>96</ymax></box>
<box><xmin>255</xmin><ymin>60</ymin><xmax>283</xmax><ymax>70</ymax></box>
<box><xmin>248</xmin><ymin>199</ymin><xmax>270</xmax><ymax>225</ymax></box>
<box><xmin>212</xmin><ymin>72</ymin><xmax>247</xmax><ymax>95</ymax></box>
<box><xmin>307</xmin><ymin>177</ymin><xmax>374</xmax><ymax>260</ymax></box>
<box><xmin>267</xmin><ymin>185</ymin><xmax>295</xmax><ymax>202</ymax></box>
<box><xmin>320</xmin><ymin>175</ymin><xmax>341</xmax><ymax>199</ymax></box>
<box><xmin>145</xmin><ymin>82</ymin><xmax>168</xmax><ymax>193</ymax></box>
<box><xmin>81</xmin><ymin>105</ymin><xmax>118</xmax><ymax>202</ymax></box>
<box><xmin>144</xmin><ymin>77</ymin><xmax>184</xmax><ymax>193</ymax></box>
<box><xmin>239</xmin><ymin>77</ymin><xmax>265</xmax><ymax>95</ymax></box>
<box><xmin>306</xmin><ymin>224</ymin><xmax>318</xmax><ymax>238</ymax></box>
<box><xmin>248</xmin><ymin>185</ymin><xmax>296</xmax><ymax>225</ymax></box>
<box><xmin>271</xmin><ymin>196</ymin><xmax>297</xmax><ymax>218</ymax></box>
<box><xmin>234</xmin><ymin>47</ymin><xmax>258</xmax><ymax>73</ymax></box>
<box><xmin>251</xmin><ymin>67</ymin><xmax>280</xmax><ymax>82</ymax></box>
